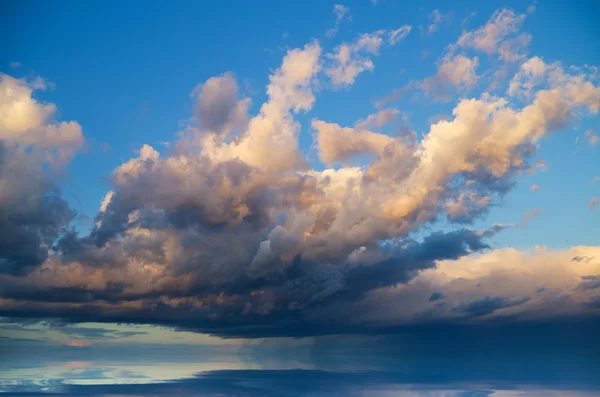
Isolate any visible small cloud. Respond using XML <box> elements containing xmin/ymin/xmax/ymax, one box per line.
<box><xmin>591</xmin><ymin>176</ymin><xmax>600</xmax><ymax>185</ymax></box>
<box><xmin>462</xmin><ymin>11</ymin><xmax>477</xmax><ymax>25</ymax></box>
<box><xmin>418</xmin><ymin>54</ymin><xmax>479</xmax><ymax>102</ymax></box>
<box><xmin>530</xmin><ymin>184</ymin><xmax>540</xmax><ymax>192</ymax></box>
<box><xmin>429</xmin><ymin>292</ymin><xmax>446</xmax><ymax>302</ymax></box>
<box><xmin>326</xmin><ymin>4</ymin><xmax>351</xmax><ymax>37</ymax></box>
<box><xmin>572</xmin><ymin>256</ymin><xmax>593</xmax><ymax>263</ymax></box>
<box><xmin>388</xmin><ymin>25</ymin><xmax>412</xmax><ymax>44</ymax></box>
<box><xmin>372</xmin><ymin>83</ymin><xmax>412</xmax><ymax>109</ymax></box>
<box><xmin>9</xmin><ymin>61</ymin><xmax>21</xmax><ymax>68</ymax></box>
<box><xmin>521</xmin><ymin>208</ymin><xmax>541</xmax><ymax>228</ymax></box>
<box><xmin>533</xmin><ymin>159</ymin><xmax>549</xmax><ymax>172</ymax></box>
<box><xmin>66</xmin><ymin>340</ymin><xmax>92</xmax><ymax>347</ymax></box>
<box><xmin>29</xmin><ymin>76</ymin><xmax>55</xmax><ymax>91</ymax></box>
<box><xmin>527</xmin><ymin>2</ymin><xmax>537</xmax><ymax>14</ymax></box>
<box><xmin>584</xmin><ymin>129</ymin><xmax>599</xmax><ymax>146</ymax></box>
<box><xmin>428</xmin><ymin>9</ymin><xmax>452</xmax><ymax>34</ymax></box>
<box><xmin>589</xmin><ymin>197</ymin><xmax>599</xmax><ymax>212</ymax></box>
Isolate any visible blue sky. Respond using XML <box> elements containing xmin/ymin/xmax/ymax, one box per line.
<box><xmin>1</xmin><ymin>0</ymin><xmax>600</xmax><ymax>393</ymax></box>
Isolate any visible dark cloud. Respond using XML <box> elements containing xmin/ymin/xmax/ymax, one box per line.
<box><xmin>0</xmin><ymin>229</ymin><xmax>496</xmax><ymax>338</ymax></box>
<box><xmin>191</xmin><ymin>72</ymin><xmax>249</xmax><ymax>136</ymax></box>
<box><xmin>583</xmin><ymin>296</ymin><xmax>600</xmax><ymax>309</ymax></box>
<box><xmin>50</xmin><ymin>325</ymin><xmax>147</xmax><ymax>340</ymax></box>
<box><xmin>579</xmin><ymin>275</ymin><xmax>600</xmax><ymax>290</ymax></box>
<box><xmin>0</xmin><ymin>143</ymin><xmax>75</xmax><ymax>276</ymax></box>
<box><xmin>428</xmin><ymin>292</ymin><xmax>445</xmax><ymax>302</ymax></box>
<box><xmin>453</xmin><ymin>296</ymin><xmax>530</xmax><ymax>318</ymax></box>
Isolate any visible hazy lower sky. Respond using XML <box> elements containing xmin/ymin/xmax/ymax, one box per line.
<box><xmin>1</xmin><ymin>0</ymin><xmax>599</xmax><ymax>394</ymax></box>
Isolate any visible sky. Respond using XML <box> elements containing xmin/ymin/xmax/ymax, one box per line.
<box><xmin>1</xmin><ymin>0</ymin><xmax>600</xmax><ymax>394</ymax></box>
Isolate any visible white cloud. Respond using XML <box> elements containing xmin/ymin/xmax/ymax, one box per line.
<box><xmin>456</xmin><ymin>9</ymin><xmax>528</xmax><ymax>61</ymax></box>
<box><xmin>419</xmin><ymin>55</ymin><xmax>479</xmax><ymax>101</ymax></box>
<box><xmin>354</xmin><ymin>108</ymin><xmax>400</xmax><ymax>130</ymax></box>
<box><xmin>585</xmin><ymin>128</ymin><xmax>599</xmax><ymax>146</ymax></box>
<box><xmin>325</xmin><ymin>31</ymin><xmax>385</xmax><ymax>87</ymax></box>
<box><xmin>428</xmin><ymin>9</ymin><xmax>452</xmax><ymax>34</ymax></box>
<box><xmin>388</xmin><ymin>25</ymin><xmax>412</xmax><ymax>44</ymax></box>
<box><xmin>326</xmin><ymin>4</ymin><xmax>351</xmax><ymax>37</ymax></box>
<box><xmin>508</xmin><ymin>56</ymin><xmax>547</xmax><ymax>99</ymax></box>
<box><xmin>313</xmin><ymin>119</ymin><xmax>398</xmax><ymax>165</ymax></box>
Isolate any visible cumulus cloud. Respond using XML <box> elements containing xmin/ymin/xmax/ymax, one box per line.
<box><xmin>0</xmin><ymin>73</ymin><xmax>84</xmax><ymax>276</ymax></box>
<box><xmin>419</xmin><ymin>54</ymin><xmax>479</xmax><ymax>101</ymax></box>
<box><xmin>508</xmin><ymin>56</ymin><xmax>547</xmax><ymax>99</ymax></box>
<box><xmin>356</xmin><ymin>245</ymin><xmax>600</xmax><ymax>326</ymax></box>
<box><xmin>313</xmin><ymin>119</ymin><xmax>399</xmax><ymax>165</ymax></box>
<box><xmin>190</xmin><ymin>72</ymin><xmax>250</xmax><ymax>138</ymax></box>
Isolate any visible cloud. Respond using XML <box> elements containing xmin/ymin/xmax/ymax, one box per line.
<box><xmin>372</xmin><ymin>84</ymin><xmax>412</xmax><ymax>109</ymax></box>
<box><xmin>584</xmin><ymin>129</ymin><xmax>599</xmax><ymax>146</ymax></box>
<box><xmin>530</xmin><ymin>184</ymin><xmax>539</xmax><ymax>192</ymax></box>
<box><xmin>388</xmin><ymin>25</ymin><xmax>412</xmax><ymax>44</ymax></box>
<box><xmin>521</xmin><ymin>208</ymin><xmax>541</xmax><ymax>228</ymax></box>
<box><xmin>190</xmin><ymin>72</ymin><xmax>250</xmax><ymax>138</ymax></box>
<box><xmin>326</xmin><ymin>25</ymin><xmax>411</xmax><ymax>88</ymax></box>
<box><xmin>9</xmin><ymin>61</ymin><xmax>21</xmax><ymax>68</ymax></box>
<box><xmin>508</xmin><ymin>56</ymin><xmax>548</xmax><ymax>99</ymax></box>
<box><xmin>354</xmin><ymin>108</ymin><xmax>400</xmax><ymax>130</ymax></box>
<box><xmin>590</xmin><ymin>197</ymin><xmax>599</xmax><ymax>211</ymax></box>
<box><xmin>453</xmin><ymin>295</ymin><xmax>530</xmax><ymax>317</ymax></box>
<box><xmin>1</xmin><ymin>9</ymin><xmax>600</xmax><ymax>339</ymax></box>
<box><xmin>325</xmin><ymin>31</ymin><xmax>384</xmax><ymax>87</ymax></box>
<box><xmin>580</xmin><ymin>275</ymin><xmax>600</xmax><ymax>290</ymax></box>
<box><xmin>326</xmin><ymin>4</ymin><xmax>351</xmax><ymax>37</ymax></box>
<box><xmin>428</xmin><ymin>9</ymin><xmax>452</xmax><ymax>34</ymax></box>
<box><xmin>0</xmin><ymin>74</ymin><xmax>84</xmax><ymax>276</ymax></box>
<box><xmin>428</xmin><ymin>291</ymin><xmax>445</xmax><ymax>302</ymax></box>
<box><xmin>419</xmin><ymin>54</ymin><xmax>479</xmax><ymax>101</ymax></box>
<box><xmin>456</xmin><ymin>9</ymin><xmax>529</xmax><ymax>61</ymax></box>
